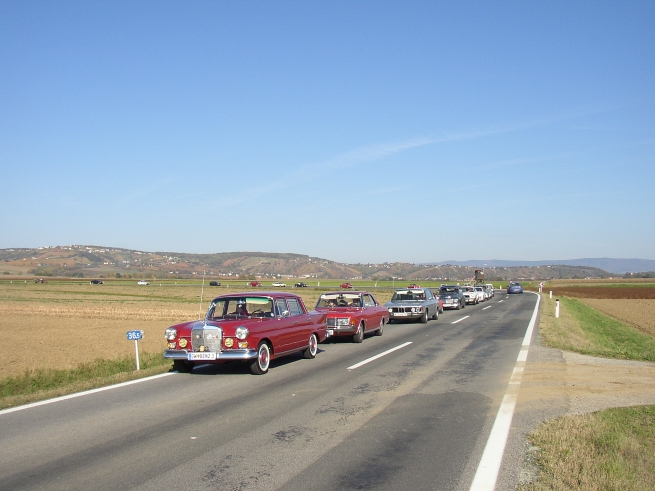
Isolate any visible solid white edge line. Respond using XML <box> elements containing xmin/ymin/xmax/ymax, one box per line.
<box><xmin>452</xmin><ymin>315</ymin><xmax>470</xmax><ymax>324</ymax></box>
<box><xmin>347</xmin><ymin>342</ymin><xmax>413</xmax><ymax>370</ymax></box>
<box><xmin>469</xmin><ymin>292</ymin><xmax>541</xmax><ymax>491</ymax></box>
<box><xmin>0</xmin><ymin>372</ymin><xmax>175</xmax><ymax>416</ymax></box>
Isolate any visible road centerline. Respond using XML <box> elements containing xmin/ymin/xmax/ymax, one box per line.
<box><xmin>452</xmin><ymin>315</ymin><xmax>470</xmax><ymax>324</ymax></box>
<box><xmin>347</xmin><ymin>342</ymin><xmax>413</xmax><ymax>370</ymax></box>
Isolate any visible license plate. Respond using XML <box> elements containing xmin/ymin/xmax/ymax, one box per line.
<box><xmin>327</xmin><ymin>329</ymin><xmax>334</xmax><ymax>336</ymax></box>
<box><xmin>394</xmin><ymin>312</ymin><xmax>408</xmax><ymax>316</ymax></box>
<box><xmin>188</xmin><ymin>352</ymin><xmax>217</xmax><ymax>361</ymax></box>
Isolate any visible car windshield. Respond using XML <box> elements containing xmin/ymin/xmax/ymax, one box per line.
<box><xmin>390</xmin><ymin>290</ymin><xmax>426</xmax><ymax>301</ymax></box>
<box><xmin>316</xmin><ymin>293</ymin><xmax>362</xmax><ymax>308</ymax></box>
<box><xmin>440</xmin><ymin>287</ymin><xmax>459</xmax><ymax>294</ymax></box>
<box><xmin>208</xmin><ymin>296</ymin><xmax>274</xmax><ymax>319</ymax></box>
<box><xmin>462</xmin><ymin>286</ymin><xmax>474</xmax><ymax>292</ymax></box>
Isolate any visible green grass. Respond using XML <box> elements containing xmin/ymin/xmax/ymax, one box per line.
<box><xmin>539</xmin><ymin>295</ymin><xmax>655</xmax><ymax>361</ymax></box>
<box><xmin>0</xmin><ymin>352</ymin><xmax>173</xmax><ymax>410</ymax></box>
<box><xmin>522</xmin><ymin>405</ymin><xmax>655</xmax><ymax>491</ymax></box>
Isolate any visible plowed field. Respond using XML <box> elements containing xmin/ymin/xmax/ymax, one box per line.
<box><xmin>545</xmin><ymin>286</ymin><xmax>655</xmax><ymax>299</ymax></box>
<box><xmin>578</xmin><ymin>299</ymin><xmax>655</xmax><ymax>338</ymax></box>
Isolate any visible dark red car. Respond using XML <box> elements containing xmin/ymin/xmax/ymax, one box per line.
<box><xmin>164</xmin><ymin>292</ymin><xmax>328</xmax><ymax>374</ymax></box>
<box><xmin>249</xmin><ymin>281</ymin><xmax>262</xmax><ymax>287</ymax></box>
<box><xmin>315</xmin><ymin>291</ymin><xmax>389</xmax><ymax>342</ymax></box>
<box><xmin>340</xmin><ymin>282</ymin><xmax>354</xmax><ymax>289</ymax></box>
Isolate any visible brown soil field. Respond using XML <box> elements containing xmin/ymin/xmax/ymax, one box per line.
<box><xmin>544</xmin><ymin>286</ymin><xmax>655</xmax><ymax>299</ymax></box>
<box><xmin>578</xmin><ymin>298</ymin><xmax>655</xmax><ymax>338</ymax></box>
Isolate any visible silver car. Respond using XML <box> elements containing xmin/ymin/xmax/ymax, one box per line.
<box><xmin>385</xmin><ymin>288</ymin><xmax>440</xmax><ymax>323</ymax></box>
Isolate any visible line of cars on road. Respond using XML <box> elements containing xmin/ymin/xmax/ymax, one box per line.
<box><xmin>162</xmin><ymin>283</ymin><xmax>502</xmax><ymax>376</ymax></box>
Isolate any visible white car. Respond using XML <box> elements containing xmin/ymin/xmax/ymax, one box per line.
<box><xmin>461</xmin><ymin>286</ymin><xmax>479</xmax><ymax>305</ymax></box>
<box><xmin>475</xmin><ymin>286</ymin><xmax>487</xmax><ymax>301</ymax></box>
<box><xmin>272</xmin><ymin>282</ymin><xmax>286</xmax><ymax>287</ymax></box>
<box><xmin>137</xmin><ymin>280</ymin><xmax>149</xmax><ymax>286</ymax></box>
<box><xmin>484</xmin><ymin>284</ymin><xmax>495</xmax><ymax>299</ymax></box>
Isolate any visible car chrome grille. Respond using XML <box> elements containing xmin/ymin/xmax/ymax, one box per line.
<box><xmin>190</xmin><ymin>324</ymin><xmax>223</xmax><ymax>352</ymax></box>
<box><xmin>390</xmin><ymin>307</ymin><xmax>413</xmax><ymax>313</ymax></box>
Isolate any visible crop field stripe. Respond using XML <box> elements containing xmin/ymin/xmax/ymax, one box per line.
<box><xmin>469</xmin><ymin>292</ymin><xmax>540</xmax><ymax>491</ymax></box>
<box><xmin>0</xmin><ymin>372</ymin><xmax>175</xmax><ymax>416</ymax></box>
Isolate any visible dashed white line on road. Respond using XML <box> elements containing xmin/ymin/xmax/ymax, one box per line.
<box><xmin>483</xmin><ymin>306</ymin><xmax>492</xmax><ymax>310</ymax></box>
<box><xmin>347</xmin><ymin>342</ymin><xmax>412</xmax><ymax>370</ymax></box>
<box><xmin>451</xmin><ymin>315</ymin><xmax>470</xmax><ymax>324</ymax></box>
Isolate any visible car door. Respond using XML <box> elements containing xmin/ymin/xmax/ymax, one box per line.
<box><xmin>363</xmin><ymin>294</ymin><xmax>382</xmax><ymax>327</ymax></box>
<box><xmin>286</xmin><ymin>297</ymin><xmax>312</xmax><ymax>349</ymax></box>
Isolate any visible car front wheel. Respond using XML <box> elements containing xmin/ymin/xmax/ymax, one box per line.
<box><xmin>420</xmin><ymin>310</ymin><xmax>428</xmax><ymax>323</ymax></box>
<box><xmin>250</xmin><ymin>342</ymin><xmax>271</xmax><ymax>374</ymax></box>
<box><xmin>375</xmin><ymin>319</ymin><xmax>384</xmax><ymax>336</ymax></box>
<box><xmin>353</xmin><ymin>322</ymin><xmax>364</xmax><ymax>343</ymax></box>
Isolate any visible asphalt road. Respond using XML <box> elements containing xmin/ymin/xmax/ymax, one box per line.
<box><xmin>0</xmin><ymin>292</ymin><xmax>539</xmax><ymax>491</ymax></box>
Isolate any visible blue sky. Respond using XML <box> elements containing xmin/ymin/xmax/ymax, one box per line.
<box><xmin>2</xmin><ymin>1</ymin><xmax>654</xmax><ymax>263</ymax></box>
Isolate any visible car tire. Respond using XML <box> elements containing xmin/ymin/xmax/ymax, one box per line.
<box><xmin>420</xmin><ymin>310</ymin><xmax>428</xmax><ymax>323</ymax></box>
<box><xmin>431</xmin><ymin>307</ymin><xmax>438</xmax><ymax>320</ymax></box>
<box><xmin>353</xmin><ymin>322</ymin><xmax>364</xmax><ymax>343</ymax></box>
<box><xmin>173</xmin><ymin>360</ymin><xmax>194</xmax><ymax>373</ymax></box>
<box><xmin>303</xmin><ymin>333</ymin><xmax>318</xmax><ymax>359</ymax></box>
<box><xmin>375</xmin><ymin>319</ymin><xmax>384</xmax><ymax>336</ymax></box>
<box><xmin>456</xmin><ymin>301</ymin><xmax>461</xmax><ymax>310</ymax></box>
<box><xmin>249</xmin><ymin>342</ymin><xmax>270</xmax><ymax>375</ymax></box>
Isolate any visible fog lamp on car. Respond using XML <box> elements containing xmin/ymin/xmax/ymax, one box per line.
<box><xmin>224</xmin><ymin>338</ymin><xmax>234</xmax><ymax>348</ymax></box>
<box><xmin>167</xmin><ymin>342</ymin><xmax>176</xmax><ymax>349</ymax></box>
<box><xmin>179</xmin><ymin>338</ymin><xmax>187</xmax><ymax>348</ymax></box>
<box><xmin>238</xmin><ymin>341</ymin><xmax>248</xmax><ymax>348</ymax></box>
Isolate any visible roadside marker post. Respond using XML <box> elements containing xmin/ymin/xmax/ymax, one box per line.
<box><xmin>127</xmin><ymin>330</ymin><xmax>144</xmax><ymax>370</ymax></box>
<box><xmin>549</xmin><ymin>290</ymin><xmax>552</xmax><ymax>298</ymax></box>
<box><xmin>555</xmin><ymin>299</ymin><xmax>560</xmax><ymax>318</ymax></box>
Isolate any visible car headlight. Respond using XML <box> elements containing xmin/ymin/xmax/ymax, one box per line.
<box><xmin>165</xmin><ymin>327</ymin><xmax>177</xmax><ymax>341</ymax></box>
<box><xmin>235</xmin><ymin>326</ymin><xmax>249</xmax><ymax>340</ymax></box>
<box><xmin>336</xmin><ymin>318</ymin><xmax>350</xmax><ymax>326</ymax></box>
<box><xmin>388</xmin><ymin>308</ymin><xmax>393</xmax><ymax>312</ymax></box>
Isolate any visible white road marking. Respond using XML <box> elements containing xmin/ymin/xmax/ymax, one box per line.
<box><xmin>469</xmin><ymin>292</ymin><xmax>541</xmax><ymax>491</ymax></box>
<box><xmin>483</xmin><ymin>306</ymin><xmax>492</xmax><ymax>310</ymax></box>
<box><xmin>0</xmin><ymin>372</ymin><xmax>175</xmax><ymax>416</ymax></box>
<box><xmin>347</xmin><ymin>342</ymin><xmax>412</xmax><ymax>370</ymax></box>
<box><xmin>452</xmin><ymin>315</ymin><xmax>470</xmax><ymax>324</ymax></box>
<box><xmin>498</xmin><ymin>300</ymin><xmax>504</xmax><ymax>303</ymax></box>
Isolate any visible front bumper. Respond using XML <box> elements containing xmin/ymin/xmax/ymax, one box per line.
<box><xmin>389</xmin><ymin>312</ymin><xmax>423</xmax><ymax>320</ymax></box>
<box><xmin>164</xmin><ymin>348</ymin><xmax>258</xmax><ymax>361</ymax></box>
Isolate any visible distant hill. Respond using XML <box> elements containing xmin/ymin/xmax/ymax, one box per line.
<box><xmin>0</xmin><ymin>245</ymin><xmax>638</xmax><ymax>281</ymax></box>
<box><xmin>432</xmin><ymin>258</ymin><xmax>655</xmax><ymax>275</ymax></box>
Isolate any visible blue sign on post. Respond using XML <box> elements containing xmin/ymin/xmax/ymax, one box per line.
<box><xmin>127</xmin><ymin>330</ymin><xmax>143</xmax><ymax>341</ymax></box>
<box><xmin>126</xmin><ymin>330</ymin><xmax>144</xmax><ymax>370</ymax></box>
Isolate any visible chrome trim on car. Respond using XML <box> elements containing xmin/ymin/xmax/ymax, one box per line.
<box><xmin>164</xmin><ymin>348</ymin><xmax>258</xmax><ymax>360</ymax></box>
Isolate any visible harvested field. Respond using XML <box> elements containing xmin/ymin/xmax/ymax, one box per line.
<box><xmin>545</xmin><ymin>286</ymin><xmax>655</xmax><ymax>299</ymax></box>
<box><xmin>0</xmin><ymin>282</ymin><xmax>395</xmax><ymax>378</ymax></box>
<box><xmin>579</xmin><ymin>299</ymin><xmax>655</xmax><ymax>338</ymax></box>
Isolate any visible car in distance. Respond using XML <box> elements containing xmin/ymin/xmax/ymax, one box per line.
<box><xmin>137</xmin><ymin>280</ymin><xmax>149</xmax><ymax>286</ymax></box>
<box><xmin>249</xmin><ymin>281</ymin><xmax>262</xmax><ymax>287</ymax></box>
<box><xmin>484</xmin><ymin>284</ymin><xmax>495</xmax><ymax>298</ymax></box>
<box><xmin>439</xmin><ymin>285</ymin><xmax>465</xmax><ymax>310</ymax></box>
<box><xmin>164</xmin><ymin>292</ymin><xmax>329</xmax><ymax>374</ymax></box>
<box><xmin>294</xmin><ymin>282</ymin><xmax>308</xmax><ymax>288</ymax></box>
<box><xmin>461</xmin><ymin>286</ymin><xmax>479</xmax><ymax>304</ymax></box>
<box><xmin>507</xmin><ymin>282</ymin><xmax>524</xmax><ymax>294</ymax></box>
<box><xmin>315</xmin><ymin>291</ymin><xmax>389</xmax><ymax>342</ymax></box>
<box><xmin>90</xmin><ymin>279</ymin><xmax>104</xmax><ymax>285</ymax></box>
<box><xmin>209</xmin><ymin>281</ymin><xmax>221</xmax><ymax>286</ymax></box>
<box><xmin>272</xmin><ymin>282</ymin><xmax>286</xmax><ymax>287</ymax></box>
<box><xmin>385</xmin><ymin>287</ymin><xmax>441</xmax><ymax>323</ymax></box>
<box><xmin>340</xmin><ymin>282</ymin><xmax>354</xmax><ymax>289</ymax></box>
<box><xmin>475</xmin><ymin>286</ymin><xmax>487</xmax><ymax>301</ymax></box>
<box><xmin>407</xmin><ymin>284</ymin><xmax>421</xmax><ymax>289</ymax></box>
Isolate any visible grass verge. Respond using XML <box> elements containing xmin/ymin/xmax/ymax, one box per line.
<box><xmin>521</xmin><ymin>405</ymin><xmax>655</xmax><ymax>491</ymax></box>
<box><xmin>538</xmin><ymin>294</ymin><xmax>655</xmax><ymax>361</ymax></box>
<box><xmin>0</xmin><ymin>352</ymin><xmax>172</xmax><ymax>410</ymax></box>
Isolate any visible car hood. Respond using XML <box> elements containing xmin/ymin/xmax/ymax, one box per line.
<box><xmin>170</xmin><ymin>318</ymin><xmax>265</xmax><ymax>335</ymax></box>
